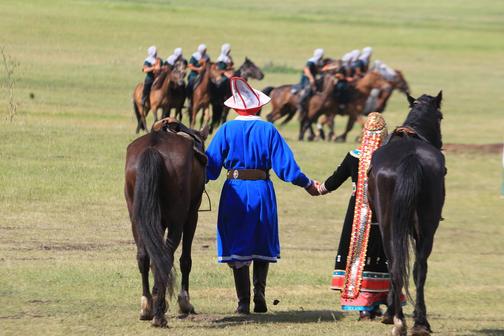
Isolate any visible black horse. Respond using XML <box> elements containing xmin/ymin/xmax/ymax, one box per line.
<box><xmin>368</xmin><ymin>91</ymin><xmax>444</xmax><ymax>336</ymax></box>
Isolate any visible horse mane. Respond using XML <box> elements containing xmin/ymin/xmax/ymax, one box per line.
<box><xmin>403</xmin><ymin>93</ymin><xmax>443</xmax><ymax>149</ymax></box>
<box><xmin>152</xmin><ymin>69</ymin><xmax>170</xmax><ymax>90</ymax></box>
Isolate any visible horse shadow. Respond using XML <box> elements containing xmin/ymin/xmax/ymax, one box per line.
<box><xmin>209</xmin><ymin>310</ymin><xmax>344</xmax><ymax>328</ymax></box>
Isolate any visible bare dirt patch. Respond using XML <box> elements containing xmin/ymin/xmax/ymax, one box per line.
<box><xmin>443</xmin><ymin>143</ymin><xmax>502</xmax><ymax>154</ymax></box>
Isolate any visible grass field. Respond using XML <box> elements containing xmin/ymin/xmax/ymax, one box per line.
<box><xmin>1</xmin><ymin>0</ymin><xmax>504</xmax><ymax>335</ymax></box>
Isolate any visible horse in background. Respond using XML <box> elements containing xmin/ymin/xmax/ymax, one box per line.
<box><xmin>189</xmin><ymin>61</ymin><xmax>220</xmax><ymax>129</ymax></box>
<box><xmin>298</xmin><ymin>70</ymin><xmax>391</xmax><ymax>141</ymax></box>
<box><xmin>368</xmin><ymin>92</ymin><xmax>444</xmax><ymax>336</ymax></box>
<box><xmin>363</xmin><ymin>69</ymin><xmax>409</xmax><ymax>115</ymax></box>
<box><xmin>124</xmin><ymin>124</ymin><xmax>209</xmax><ymax>328</ymax></box>
<box><xmin>234</xmin><ymin>57</ymin><xmax>265</xmax><ymax>81</ymax></box>
<box><xmin>132</xmin><ymin>64</ymin><xmax>186</xmax><ymax>133</ymax></box>
<box><xmin>161</xmin><ymin>61</ymin><xmax>188</xmax><ymax>121</ymax></box>
<box><xmin>210</xmin><ymin>58</ymin><xmax>265</xmax><ymax>131</ymax></box>
<box><xmin>263</xmin><ymin>58</ymin><xmax>339</xmax><ymax>126</ymax></box>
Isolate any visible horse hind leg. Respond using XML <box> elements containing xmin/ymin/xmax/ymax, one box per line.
<box><xmin>411</xmin><ymin>233</ymin><xmax>435</xmax><ymax>335</ymax></box>
<box><xmin>151</xmin><ymin>226</ymin><xmax>183</xmax><ymax>328</ymax></box>
<box><xmin>178</xmin><ymin>204</ymin><xmax>199</xmax><ymax>315</ymax></box>
<box><xmin>176</xmin><ymin>107</ymin><xmax>183</xmax><ymax>122</ymax></box>
<box><xmin>150</xmin><ymin>264</ymin><xmax>169</xmax><ymax>328</ymax></box>
<box><xmin>201</xmin><ymin>106</ymin><xmax>210</xmax><ymax>129</ymax></box>
<box><xmin>334</xmin><ymin>114</ymin><xmax>356</xmax><ymax>143</ymax></box>
<box><xmin>137</xmin><ymin>245</ymin><xmax>153</xmax><ymax>320</ymax></box>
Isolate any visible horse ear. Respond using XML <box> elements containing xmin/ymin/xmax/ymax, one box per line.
<box><xmin>245</xmin><ymin>56</ymin><xmax>250</xmax><ymax>62</ymax></box>
<box><xmin>200</xmin><ymin>123</ymin><xmax>210</xmax><ymax>141</ymax></box>
<box><xmin>407</xmin><ymin>93</ymin><xmax>416</xmax><ymax>107</ymax></box>
<box><xmin>434</xmin><ymin>90</ymin><xmax>443</xmax><ymax>109</ymax></box>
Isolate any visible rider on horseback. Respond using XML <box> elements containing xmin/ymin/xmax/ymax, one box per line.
<box><xmin>372</xmin><ymin>60</ymin><xmax>397</xmax><ymax>81</ymax></box>
<box><xmin>187</xmin><ymin>44</ymin><xmax>210</xmax><ymax>97</ymax></box>
<box><xmin>353</xmin><ymin>47</ymin><xmax>373</xmax><ymax>77</ymax></box>
<box><xmin>141</xmin><ymin>46</ymin><xmax>162</xmax><ymax>108</ymax></box>
<box><xmin>298</xmin><ymin>48</ymin><xmax>324</xmax><ymax>116</ymax></box>
<box><xmin>333</xmin><ymin>49</ymin><xmax>360</xmax><ymax>111</ymax></box>
<box><xmin>165</xmin><ymin>47</ymin><xmax>187</xmax><ymax>70</ymax></box>
<box><xmin>216</xmin><ymin>43</ymin><xmax>234</xmax><ymax>84</ymax></box>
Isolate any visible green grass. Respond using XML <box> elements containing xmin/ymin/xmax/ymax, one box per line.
<box><xmin>1</xmin><ymin>0</ymin><xmax>504</xmax><ymax>335</ymax></box>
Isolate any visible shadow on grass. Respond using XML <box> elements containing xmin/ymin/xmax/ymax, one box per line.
<box><xmin>209</xmin><ymin>310</ymin><xmax>344</xmax><ymax>327</ymax></box>
<box><xmin>471</xmin><ymin>329</ymin><xmax>504</xmax><ymax>336</ymax></box>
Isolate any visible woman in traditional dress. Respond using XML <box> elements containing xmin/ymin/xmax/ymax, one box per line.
<box><xmin>206</xmin><ymin>77</ymin><xmax>320</xmax><ymax>314</ymax></box>
<box><xmin>318</xmin><ymin>112</ymin><xmax>402</xmax><ymax>320</ymax></box>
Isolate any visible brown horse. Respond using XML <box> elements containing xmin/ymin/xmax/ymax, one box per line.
<box><xmin>132</xmin><ymin>65</ymin><xmax>186</xmax><ymax>133</ymax></box>
<box><xmin>303</xmin><ymin>71</ymin><xmax>392</xmax><ymax>142</ymax></box>
<box><xmin>319</xmin><ymin>69</ymin><xmax>408</xmax><ymax>141</ymax></box>
<box><xmin>264</xmin><ymin>84</ymin><xmax>300</xmax><ymax>124</ymax></box>
<box><xmin>189</xmin><ymin>61</ymin><xmax>220</xmax><ymax>129</ymax></box>
<box><xmin>264</xmin><ymin>58</ymin><xmax>340</xmax><ymax>126</ymax></box>
<box><xmin>161</xmin><ymin>61</ymin><xmax>188</xmax><ymax>121</ymax></box>
<box><xmin>124</xmin><ymin>124</ymin><xmax>208</xmax><ymax>327</ymax></box>
<box><xmin>363</xmin><ymin>69</ymin><xmax>410</xmax><ymax>115</ymax></box>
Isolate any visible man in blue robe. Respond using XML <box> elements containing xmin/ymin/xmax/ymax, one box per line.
<box><xmin>206</xmin><ymin>77</ymin><xmax>320</xmax><ymax>315</ymax></box>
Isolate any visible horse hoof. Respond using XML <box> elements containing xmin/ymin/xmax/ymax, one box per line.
<box><xmin>391</xmin><ymin>316</ymin><xmax>407</xmax><ymax>336</ymax></box>
<box><xmin>178</xmin><ymin>292</ymin><xmax>196</xmax><ymax>315</ymax></box>
<box><xmin>391</xmin><ymin>326</ymin><xmax>407</xmax><ymax>336</ymax></box>
<box><xmin>151</xmin><ymin>316</ymin><xmax>168</xmax><ymax>328</ymax></box>
<box><xmin>382</xmin><ymin>314</ymin><xmax>394</xmax><ymax>325</ymax></box>
<box><xmin>139</xmin><ymin>296</ymin><xmax>153</xmax><ymax>320</ymax></box>
<box><xmin>334</xmin><ymin>136</ymin><xmax>346</xmax><ymax>143</ymax></box>
<box><xmin>411</xmin><ymin>325</ymin><xmax>431</xmax><ymax>336</ymax></box>
<box><xmin>139</xmin><ymin>311</ymin><xmax>153</xmax><ymax>321</ymax></box>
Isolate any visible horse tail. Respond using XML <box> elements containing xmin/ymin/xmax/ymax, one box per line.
<box><xmin>391</xmin><ymin>153</ymin><xmax>423</xmax><ymax>303</ymax></box>
<box><xmin>133</xmin><ymin>99</ymin><xmax>143</xmax><ymax>129</ymax></box>
<box><xmin>133</xmin><ymin>147</ymin><xmax>175</xmax><ymax>297</ymax></box>
<box><xmin>262</xmin><ymin>86</ymin><xmax>274</xmax><ymax>96</ymax></box>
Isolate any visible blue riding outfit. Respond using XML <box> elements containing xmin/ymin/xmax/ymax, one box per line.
<box><xmin>206</xmin><ymin>116</ymin><xmax>310</xmax><ymax>263</ymax></box>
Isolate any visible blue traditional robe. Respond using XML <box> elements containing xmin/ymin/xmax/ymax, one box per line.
<box><xmin>206</xmin><ymin>115</ymin><xmax>310</xmax><ymax>263</ymax></box>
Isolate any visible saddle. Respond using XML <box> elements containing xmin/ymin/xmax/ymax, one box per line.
<box><xmin>291</xmin><ymin>84</ymin><xmax>302</xmax><ymax>94</ymax></box>
<box><xmin>387</xmin><ymin>126</ymin><xmax>430</xmax><ymax>145</ymax></box>
<box><xmin>152</xmin><ymin>117</ymin><xmax>208</xmax><ymax>166</ymax></box>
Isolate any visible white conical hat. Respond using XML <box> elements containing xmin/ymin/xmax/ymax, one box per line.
<box><xmin>224</xmin><ymin>77</ymin><xmax>271</xmax><ymax>110</ymax></box>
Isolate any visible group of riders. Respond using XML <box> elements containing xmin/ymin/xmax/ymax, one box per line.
<box><xmin>138</xmin><ymin>43</ymin><xmax>405</xmax><ymax>141</ymax></box>
<box><xmin>298</xmin><ymin>47</ymin><xmax>372</xmax><ymax>115</ymax></box>
<box><xmin>141</xmin><ymin>43</ymin><xmax>234</xmax><ymax>110</ymax></box>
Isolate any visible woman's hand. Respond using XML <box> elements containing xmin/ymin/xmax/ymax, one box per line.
<box><xmin>317</xmin><ymin>182</ymin><xmax>329</xmax><ymax>195</ymax></box>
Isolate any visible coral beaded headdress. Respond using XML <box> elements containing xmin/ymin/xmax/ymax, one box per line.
<box><xmin>342</xmin><ymin>112</ymin><xmax>388</xmax><ymax>300</ymax></box>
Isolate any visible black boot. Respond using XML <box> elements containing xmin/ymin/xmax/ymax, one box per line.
<box><xmin>253</xmin><ymin>261</ymin><xmax>269</xmax><ymax>313</ymax></box>
<box><xmin>232</xmin><ymin>266</ymin><xmax>250</xmax><ymax>315</ymax></box>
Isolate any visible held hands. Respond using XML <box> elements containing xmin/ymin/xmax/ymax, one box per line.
<box><xmin>305</xmin><ymin>180</ymin><xmax>321</xmax><ymax>196</ymax></box>
<box><xmin>317</xmin><ymin>182</ymin><xmax>329</xmax><ymax>195</ymax></box>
